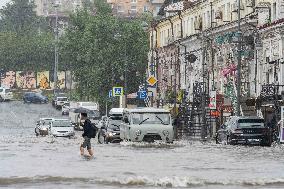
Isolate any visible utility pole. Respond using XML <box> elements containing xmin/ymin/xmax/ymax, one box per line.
<box><xmin>124</xmin><ymin>42</ymin><xmax>127</xmax><ymax>108</ymax></box>
<box><xmin>54</xmin><ymin>2</ymin><xmax>59</xmax><ymax>95</ymax></box>
<box><xmin>236</xmin><ymin>0</ymin><xmax>242</xmax><ymax>116</ymax></box>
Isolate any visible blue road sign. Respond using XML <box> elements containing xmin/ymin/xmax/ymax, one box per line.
<box><xmin>108</xmin><ymin>90</ymin><xmax>112</xmax><ymax>98</ymax></box>
<box><xmin>113</xmin><ymin>87</ymin><xmax>124</xmax><ymax>96</ymax></box>
<box><xmin>137</xmin><ymin>91</ymin><xmax>147</xmax><ymax>100</ymax></box>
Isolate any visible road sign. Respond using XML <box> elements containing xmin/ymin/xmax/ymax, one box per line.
<box><xmin>112</xmin><ymin>87</ymin><xmax>124</xmax><ymax>96</ymax></box>
<box><xmin>147</xmin><ymin>76</ymin><xmax>157</xmax><ymax>86</ymax></box>
<box><xmin>137</xmin><ymin>91</ymin><xmax>147</xmax><ymax>100</ymax></box>
<box><xmin>209</xmin><ymin>91</ymin><xmax>217</xmax><ymax>109</ymax></box>
<box><xmin>108</xmin><ymin>90</ymin><xmax>112</xmax><ymax>98</ymax></box>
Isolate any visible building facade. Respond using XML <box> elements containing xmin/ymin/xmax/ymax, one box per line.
<box><xmin>107</xmin><ymin>0</ymin><xmax>164</xmax><ymax>17</ymax></box>
<box><xmin>148</xmin><ymin>0</ymin><xmax>284</xmax><ymax>115</ymax></box>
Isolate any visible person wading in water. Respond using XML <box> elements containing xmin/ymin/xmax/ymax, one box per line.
<box><xmin>80</xmin><ymin>113</ymin><xmax>94</xmax><ymax>157</ymax></box>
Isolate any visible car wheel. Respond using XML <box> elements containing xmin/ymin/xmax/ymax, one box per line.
<box><xmin>227</xmin><ymin>135</ymin><xmax>235</xmax><ymax>145</ymax></box>
<box><xmin>0</xmin><ymin>96</ymin><xmax>3</xmax><ymax>102</ymax></box>
<box><xmin>216</xmin><ymin>133</ymin><xmax>221</xmax><ymax>144</ymax></box>
<box><xmin>98</xmin><ymin>131</ymin><xmax>105</xmax><ymax>144</ymax></box>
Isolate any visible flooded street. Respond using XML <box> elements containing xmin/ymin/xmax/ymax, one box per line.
<box><xmin>1</xmin><ymin>102</ymin><xmax>284</xmax><ymax>189</ymax></box>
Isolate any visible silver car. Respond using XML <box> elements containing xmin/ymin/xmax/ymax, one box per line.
<box><xmin>120</xmin><ymin>108</ymin><xmax>174</xmax><ymax>143</ymax></box>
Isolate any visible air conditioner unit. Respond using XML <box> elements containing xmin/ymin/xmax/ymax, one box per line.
<box><xmin>167</xmin><ymin>36</ymin><xmax>174</xmax><ymax>44</ymax></box>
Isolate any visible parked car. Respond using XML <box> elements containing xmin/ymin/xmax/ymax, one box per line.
<box><xmin>23</xmin><ymin>92</ymin><xmax>48</xmax><ymax>104</ymax></box>
<box><xmin>0</xmin><ymin>87</ymin><xmax>13</xmax><ymax>102</ymax></box>
<box><xmin>50</xmin><ymin>118</ymin><xmax>75</xmax><ymax>137</ymax></box>
<box><xmin>120</xmin><ymin>108</ymin><xmax>174</xmax><ymax>143</ymax></box>
<box><xmin>216</xmin><ymin>116</ymin><xmax>272</xmax><ymax>146</ymax></box>
<box><xmin>52</xmin><ymin>93</ymin><xmax>68</xmax><ymax>110</ymax></box>
<box><xmin>98</xmin><ymin>115</ymin><xmax>123</xmax><ymax>144</ymax></box>
<box><xmin>35</xmin><ymin>118</ymin><xmax>54</xmax><ymax>136</ymax></box>
<box><xmin>61</xmin><ymin>102</ymin><xmax>70</xmax><ymax>115</ymax></box>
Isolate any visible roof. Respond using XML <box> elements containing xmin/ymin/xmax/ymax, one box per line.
<box><xmin>109</xmin><ymin>108</ymin><xmax>124</xmax><ymax>114</ymax></box>
<box><xmin>124</xmin><ymin>107</ymin><xmax>170</xmax><ymax>113</ymax></box>
<box><xmin>230</xmin><ymin>116</ymin><xmax>263</xmax><ymax>120</ymax></box>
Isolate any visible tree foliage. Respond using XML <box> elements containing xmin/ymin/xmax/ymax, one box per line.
<box><xmin>0</xmin><ymin>0</ymin><xmax>54</xmax><ymax>71</ymax></box>
<box><xmin>61</xmin><ymin>0</ymin><xmax>149</xmax><ymax>109</ymax></box>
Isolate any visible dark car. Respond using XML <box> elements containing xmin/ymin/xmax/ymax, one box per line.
<box><xmin>216</xmin><ymin>116</ymin><xmax>272</xmax><ymax>146</ymax></box>
<box><xmin>98</xmin><ymin>116</ymin><xmax>122</xmax><ymax>144</ymax></box>
<box><xmin>23</xmin><ymin>92</ymin><xmax>48</xmax><ymax>104</ymax></box>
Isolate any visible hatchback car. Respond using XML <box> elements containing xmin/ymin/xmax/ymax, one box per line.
<box><xmin>98</xmin><ymin>115</ymin><xmax>123</xmax><ymax>144</ymax></box>
<box><xmin>23</xmin><ymin>92</ymin><xmax>48</xmax><ymax>104</ymax></box>
<box><xmin>216</xmin><ymin>116</ymin><xmax>272</xmax><ymax>146</ymax></box>
<box><xmin>0</xmin><ymin>87</ymin><xmax>13</xmax><ymax>102</ymax></box>
<box><xmin>50</xmin><ymin>118</ymin><xmax>75</xmax><ymax>137</ymax></box>
<box><xmin>35</xmin><ymin>118</ymin><xmax>54</xmax><ymax>136</ymax></box>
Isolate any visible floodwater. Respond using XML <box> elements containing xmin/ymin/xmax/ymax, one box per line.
<box><xmin>1</xmin><ymin>102</ymin><xmax>284</xmax><ymax>189</ymax></box>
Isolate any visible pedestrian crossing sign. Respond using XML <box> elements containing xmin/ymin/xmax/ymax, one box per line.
<box><xmin>112</xmin><ymin>87</ymin><xmax>124</xmax><ymax>96</ymax></box>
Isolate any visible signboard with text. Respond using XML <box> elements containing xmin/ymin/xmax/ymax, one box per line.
<box><xmin>112</xmin><ymin>87</ymin><xmax>124</xmax><ymax>97</ymax></box>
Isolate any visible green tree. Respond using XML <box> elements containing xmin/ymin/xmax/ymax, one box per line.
<box><xmin>60</xmin><ymin>0</ymin><xmax>149</xmax><ymax>110</ymax></box>
<box><xmin>0</xmin><ymin>0</ymin><xmax>54</xmax><ymax>71</ymax></box>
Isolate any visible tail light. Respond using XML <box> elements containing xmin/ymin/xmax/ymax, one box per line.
<box><xmin>233</xmin><ymin>129</ymin><xmax>243</xmax><ymax>134</ymax></box>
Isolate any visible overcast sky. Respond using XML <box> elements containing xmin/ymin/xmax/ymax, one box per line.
<box><xmin>0</xmin><ymin>0</ymin><xmax>10</xmax><ymax>8</ymax></box>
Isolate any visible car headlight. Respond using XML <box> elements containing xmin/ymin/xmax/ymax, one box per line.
<box><xmin>163</xmin><ymin>130</ymin><xmax>169</xmax><ymax>136</ymax></box>
<box><xmin>136</xmin><ymin>130</ymin><xmax>141</xmax><ymax>136</ymax></box>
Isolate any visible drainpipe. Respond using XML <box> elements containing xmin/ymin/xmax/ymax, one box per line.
<box><xmin>178</xmin><ymin>11</ymin><xmax>183</xmax><ymax>38</ymax></box>
<box><xmin>154</xmin><ymin>26</ymin><xmax>160</xmax><ymax>107</ymax></box>
<box><xmin>169</xmin><ymin>18</ymin><xmax>174</xmax><ymax>39</ymax></box>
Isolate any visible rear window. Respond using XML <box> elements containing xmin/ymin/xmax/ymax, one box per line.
<box><xmin>238</xmin><ymin>119</ymin><xmax>264</xmax><ymax>128</ymax></box>
<box><xmin>238</xmin><ymin>119</ymin><xmax>264</xmax><ymax>123</ymax></box>
<box><xmin>0</xmin><ymin>89</ymin><xmax>3</xmax><ymax>92</ymax></box>
<box><xmin>57</xmin><ymin>97</ymin><xmax>68</xmax><ymax>101</ymax></box>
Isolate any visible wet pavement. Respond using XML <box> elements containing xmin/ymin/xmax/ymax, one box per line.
<box><xmin>1</xmin><ymin>101</ymin><xmax>284</xmax><ymax>189</ymax></box>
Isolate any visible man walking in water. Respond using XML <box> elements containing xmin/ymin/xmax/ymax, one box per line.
<box><xmin>80</xmin><ymin>113</ymin><xmax>94</xmax><ymax>157</ymax></box>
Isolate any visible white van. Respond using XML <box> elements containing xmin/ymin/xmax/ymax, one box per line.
<box><xmin>120</xmin><ymin>108</ymin><xmax>174</xmax><ymax>143</ymax></box>
<box><xmin>50</xmin><ymin>119</ymin><xmax>74</xmax><ymax>137</ymax></box>
<box><xmin>77</xmin><ymin>102</ymin><xmax>99</xmax><ymax>111</ymax></box>
<box><xmin>0</xmin><ymin>87</ymin><xmax>13</xmax><ymax>101</ymax></box>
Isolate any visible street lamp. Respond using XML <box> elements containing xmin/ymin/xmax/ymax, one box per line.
<box><xmin>53</xmin><ymin>1</ymin><xmax>60</xmax><ymax>95</ymax></box>
<box><xmin>236</xmin><ymin>0</ymin><xmax>242</xmax><ymax>116</ymax></box>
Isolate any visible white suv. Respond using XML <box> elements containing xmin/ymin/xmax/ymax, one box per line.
<box><xmin>0</xmin><ymin>87</ymin><xmax>13</xmax><ymax>102</ymax></box>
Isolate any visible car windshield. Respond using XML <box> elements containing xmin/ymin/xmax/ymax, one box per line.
<box><xmin>237</xmin><ymin>119</ymin><xmax>264</xmax><ymax>127</ymax></box>
<box><xmin>5</xmin><ymin>89</ymin><xmax>11</xmax><ymax>93</ymax></box>
<box><xmin>52</xmin><ymin>121</ymin><xmax>71</xmax><ymax>127</ymax></box>
<box><xmin>58</xmin><ymin>97</ymin><xmax>67</xmax><ymax>101</ymax></box>
<box><xmin>88</xmin><ymin>110</ymin><xmax>100</xmax><ymax>118</ymax></box>
<box><xmin>36</xmin><ymin>93</ymin><xmax>45</xmax><ymax>98</ymax></box>
<box><xmin>81</xmin><ymin>102</ymin><xmax>96</xmax><ymax>107</ymax></box>
<box><xmin>132</xmin><ymin>113</ymin><xmax>170</xmax><ymax>125</ymax></box>
<box><xmin>107</xmin><ymin>119</ymin><xmax>121</xmax><ymax>129</ymax></box>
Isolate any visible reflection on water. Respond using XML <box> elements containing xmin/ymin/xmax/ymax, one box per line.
<box><xmin>0</xmin><ymin>102</ymin><xmax>284</xmax><ymax>189</ymax></box>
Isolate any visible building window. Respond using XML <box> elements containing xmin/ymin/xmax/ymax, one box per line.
<box><xmin>117</xmin><ymin>5</ymin><xmax>123</xmax><ymax>12</ymax></box>
<box><xmin>131</xmin><ymin>0</ymin><xmax>137</xmax><ymax>3</ymax></box>
<box><xmin>273</xmin><ymin>3</ymin><xmax>276</xmax><ymax>20</ymax></box>
<box><xmin>144</xmin><ymin>6</ymin><xmax>148</xmax><ymax>12</ymax></box>
<box><xmin>227</xmin><ymin>3</ymin><xmax>231</xmax><ymax>21</ymax></box>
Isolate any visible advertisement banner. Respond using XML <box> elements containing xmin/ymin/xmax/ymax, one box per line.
<box><xmin>209</xmin><ymin>91</ymin><xmax>217</xmax><ymax>109</ymax></box>
<box><xmin>37</xmin><ymin>71</ymin><xmax>50</xmax><ymax>89</ymax></box>
<box><xmin>280</xmin><ymin>106</ymin><xmax>284</xmax><ymax>143</ymax></box>
<box><xmin>1</xmin><ymin>71</ymin><xmax>16</xmax><ymax>88</ymax></box>
<box><xmin>16</xmin><ymin>71</ymin><xmax>36</xmax><ymax>89</ymax></box>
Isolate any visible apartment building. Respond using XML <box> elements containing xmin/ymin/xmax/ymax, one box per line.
<box><xmin>107</xmin><ymin>0</ymin><xmax>164</xmax><ymax>17</ymax></box>
<box><xmin>148</xmin><ymin>0</ymin><xmax>284</xmax><ymax>111</ymax></box>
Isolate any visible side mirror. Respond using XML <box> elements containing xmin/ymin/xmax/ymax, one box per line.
<box><xmin>124</xmin><ymin>117</ymin><xmax>129</xmax><ymax>124</ymax></box>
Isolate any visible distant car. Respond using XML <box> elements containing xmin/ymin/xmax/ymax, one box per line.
<box><xmin>61</xmin><ymin>102</ymin><xmax>70</xmax><ymax>115</ymax></box>
<box><xmin>120</xmin><ymin>108</ymin><xmax>174</xmax><ymax>143</ymax></box>
<box><xmin>50</xmin><ymin>118</ymin><xmax>75</xmax><ymax>137</ymax></box>
<box><xmin>216</xmin><ymin>116</ymin><xmax>272</xmax><ymax>146</ymax></box>
<box><xmin>23</xmin><ymin>92</ymin><xmax>48</xmax><ymax>104</ymax></box>
<box><xmin>52</xmin><ymin>93</ymin><xmax>68</xmax><ymax>109</ymax></box>
<box><xmin>98</xmin><ymin>116</ymin><xmax>123</xmax><ymax>144</ymax></box>
<box><xmin>0</xmin><ymin>87</ymin><xmax>13</xmax><ymax>102</ymax></box>
<box><xmin>35</xmin><ymin>118</ymin><xmax>54</xmax><ymax>136</ymax></box>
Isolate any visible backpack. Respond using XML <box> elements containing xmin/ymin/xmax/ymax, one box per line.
<box><xmin>90</xmin><ymin>123</ymin><xmax>98</xmax><ymax>138</ymax></box>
